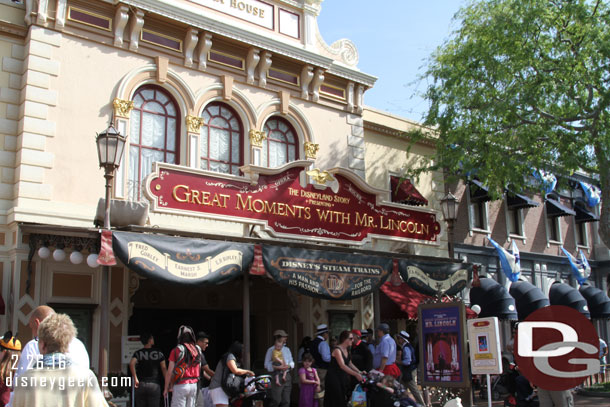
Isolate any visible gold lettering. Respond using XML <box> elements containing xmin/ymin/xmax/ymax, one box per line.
<box><xmin>252</xmin><ymin>199</ymin><xmax>265</xmax><ymax>213</ymax></box>
<box><xmin>236</xmin><ymin>194</ymin><xmax>252</xmax><ymax>211</ymax></box>
<box><xmin>285</xmin><ymin>203</ymin><xmax>296</xmax><ymax>218</ymax></box>
<box><xmin>341</xmin><ymin>212</ymin><xmax>350</xmax><ymax>224</ymax></box>
<box><xmin>316</xmin><ymin>209</ymin><xmax>331</xmax><ymax>222</ymax></box>
<box><xmin>355</xmin><ymin>212</ymin><xmax>367</xmax><ymax>226</ymax></box>
<box><xmin>304</xmin><ymin>207</ymin><xmax>311</xmax><ymax>220</ymax></box>
<box><xmin>190</xmin><ymin>189</ymin><xmax>202</xmax><ymax>205</ymax></box>
<box><xmin>264</xmin><ymin>200</ymin><xmax>277</xmax><ymax>214</ymax></box>
<box><xmin>173</xmin><ymin>185</ymin><xmax>190</xmax><ymax>203</ymax></box>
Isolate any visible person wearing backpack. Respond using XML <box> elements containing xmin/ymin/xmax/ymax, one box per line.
<box><xmin>209</xmin><ymin>341</ymin><xmax>254</xmax><ymax>407</ymax></box>
<box><xmin>163</xmin><ymin>326</ymin><xmax>202</xmax><ymax>407</ymax></box>
<box><xmin>397</xmin><ymin>331</ymin><xmax>425</xmax><ymax>407</ymax></box>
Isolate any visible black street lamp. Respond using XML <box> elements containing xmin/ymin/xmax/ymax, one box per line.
<box><xmin>96</xmin><ymin>125</ymin><xmax>126</xmax><ymax>228</ymax></box>
<box><xmin>440</xmin><ymin>191</ymin><xmax>459</xmax><ymax>259</ymax></box>
<box><xmin>95</xmin><ymin>124</ymin><xmax>126</xmax><ymax>378</ymax></box>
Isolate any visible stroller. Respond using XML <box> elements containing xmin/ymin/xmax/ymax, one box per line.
<box><xmin>503</xmin><ymin>374</ymin><xmax>538</xmax><ymax>407</ymax></box>
<box><xmin>358</xmin><ymin>371</ymin><xmax>417</xmax><ymax>407</ymax></box>
<box><xmin>230</xmin><ymin>375</ymin><xmax>272</xmax><ymax>407</ymax></box>
<box><xmin>478</xmin><ymin>364</ymin><xmax>519</xmax><ymax>401</ymax></box>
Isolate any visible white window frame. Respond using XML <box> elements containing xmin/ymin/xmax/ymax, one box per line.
<box><xmin>544</xmin><ymin>198</ymin><xmax>563</xmax><ymax>246</ymax></box>
<box><xmin>121</xmin><ymin>86</ymin><xmax>187</xmax><ymax>202</ymax></box>
<box><xmin>466</xmin><ymin>185</ymin><xmax>490</xmax><ymax>235</ymax></box>
<box><xmin>504</xmin><ymin>200</ymin><xmax>526</xmax><ymax>242</ymax></box>
<box><xmin>574</xmin><ymin>219</ymin><xmax>590</xmax><ymax>250</ymax></box>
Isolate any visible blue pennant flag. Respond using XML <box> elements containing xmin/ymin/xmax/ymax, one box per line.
<box><xmin>487</xmin><ymin>237</ymin><xmax>521</xmax><ymax>282</ymax></box>
<box><xmin>579</xmin><ymin>181</ymin><xmax>601</xmax><ymax>207</ymax></box>
<box><xmin>578</xmin><ymin>250</ymin><xmax>591</xmax><ymax>282</ymax></box>
<box><xmin>533</xmin><ymin>169</ymin><xmax>557</xmax><ymax>194</ymax></box>
<box><xmin>561</xmin><ymin>247</ymin><xmax>590</xmax><ymax>285</ymax></box>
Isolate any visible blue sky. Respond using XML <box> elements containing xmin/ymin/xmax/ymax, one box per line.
<box><xmin>317</xmin><ymin>1</ymin><xmax>467</xmax><ymax>122</ymax></box>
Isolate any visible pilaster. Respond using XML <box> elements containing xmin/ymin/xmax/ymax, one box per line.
<box><xmin>13</xmin><ymin>26</ymin><xmax>60</xmax><ymax>208</ymax></box>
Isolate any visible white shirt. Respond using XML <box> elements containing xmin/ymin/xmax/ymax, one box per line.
<box><xmin>264</xmin><ymin>345</ymin><xmax>295</xmax><ymax>373</ymax></box>
<box><xmin>8</xmin><ymin>337</ymin><xmax>90</xmax><ymax>407</ymax></box>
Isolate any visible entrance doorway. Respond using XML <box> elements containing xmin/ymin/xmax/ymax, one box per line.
<box><xmin>128</xmin><ymin>274</ymin><xmax>296</xmax><ymax>370</ymax></box>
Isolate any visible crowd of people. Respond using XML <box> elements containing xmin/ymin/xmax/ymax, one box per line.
<box><xmin>0</xmin><ymin>311</ymin><xmax>429</xmax><ymax>407</ymax></box>
<box><xmin>127</xmin><ymin>321</ymin><xmax>427</xmax><ymax>407</ymax></box>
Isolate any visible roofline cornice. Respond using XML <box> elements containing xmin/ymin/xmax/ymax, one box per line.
<box><xmin>120</xmin><ymin>0</ymin><xmax>376</xmax><ymax>85</ymax></box>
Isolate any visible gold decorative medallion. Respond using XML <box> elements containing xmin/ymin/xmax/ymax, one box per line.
<box><xmin>113</xmin><ymin>98</ymin><xmax>134</xmax><ymax>118</ymax></box>
<box><xmin>306</xmin><ymin>168</ymin><xmax>334</xmax><ymax>185</ymax></box>
<box><xmin>186</xmin><ymin>115</ymin><xmax>205</xmax><ymax>133</ymax></box>
<box><xmin>249</xmin><ymin>129</ymin><xmax>267</xmax><ymax>147</ymax></box>
<box><xmin>304</xmin><ymin>142</ymin><xmax>320</xmax><ymax>159</ymax></box>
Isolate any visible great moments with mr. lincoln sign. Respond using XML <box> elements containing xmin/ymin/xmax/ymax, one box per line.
<box><xmin>145</xmin><ymin>161</ymin><xmax>441</xmax><ymax>245</ymax></box>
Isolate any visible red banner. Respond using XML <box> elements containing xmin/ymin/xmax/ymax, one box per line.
<box><xmin>145</xmin><ymin>161</ymin><xmax>441</xmax><ymax>245</ymax></box>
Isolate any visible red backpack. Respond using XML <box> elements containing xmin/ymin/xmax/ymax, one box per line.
<box><xmin>170</xmin><ymin>344</ymin><xmax>201</xmax><ymax>385</ymax></box>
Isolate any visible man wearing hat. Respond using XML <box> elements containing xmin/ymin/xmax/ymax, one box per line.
<box><xmin>310</xmin><ymin>324</ymin><xmax>331</xmax><ymax>401</ymax></box>
<box><xmin>373</xmin><ymin>323</ymin><xmax>400</xmax><ymax>378</ymax></box>
<box><xmin>264</xmin><ymin>329</ymin><xmax>295</xmax><ymax>407</ymax></box>
<box><xmin>397</xmin><ymin>330</ymin><xmax>425</xmax><ymax>407</ymax></box>
<box><xmin>362</xmin><ymin>329</ymin><xmax>376</xmax><ymax>355</ymax></box>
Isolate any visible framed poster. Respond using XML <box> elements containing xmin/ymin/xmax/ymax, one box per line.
<box><xmin>467</xmin><ymin>317</ymin><xmax>503</xmax><ymax>375</ymax></box>
<box><xmin>417</xmin><ymin>301</ymin><xmax>470</xmax><ymax>387</ymax></box>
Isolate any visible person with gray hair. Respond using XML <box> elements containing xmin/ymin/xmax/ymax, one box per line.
<box><xmin>12</xmin><ymin>313</ymin><xmax>108</xmax><ymax>407</ymax></box>
<box><xmin>373</xmin><ymin>323</ymin><xmax>400</xmax><ymax>378</ymax></box>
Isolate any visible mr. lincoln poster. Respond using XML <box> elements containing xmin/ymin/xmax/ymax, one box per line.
<box><xmin>418</xmin><ymin>302</ymin><xmax>469</xmax><ymax>387</ymax></box>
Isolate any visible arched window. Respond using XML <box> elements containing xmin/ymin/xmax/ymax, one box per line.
<box><xmin>200</xmin><ymin>102</ymin><xmax>243</xmax><ymax>175</ymax></box>
<box><xmin>262</xmin><ymin>117</ymin><xmax>298</xmax><ymax>167</ymax></box>
<box><xmin>128</xmin><ymin>86</ymin><xmax>179</xmax><ymax>201</ymax></box>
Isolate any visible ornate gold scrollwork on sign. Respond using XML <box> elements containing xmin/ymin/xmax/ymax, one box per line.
<box><xmin>306</xmin><ymin>168</ymin><xmax>334</xmax><ymax>185</ymax></box>
<box><xmin>113</xmin><ymin>98</ymin><xmax>134</xmax><ymax>118</ymax></box>
<box><xmin>186</xmin><ymin>115</ymin><xmax>205</xmax><ymax>133</ymax></box>
<box><xmin>249</xmin><ymin>129</ymin><xmax>267</xmax><ymax>147</ymax></box>
<box><xmin>304</xmin><ymin>142</ymin><xmax>320</xmax><ymax>159</ymax></box>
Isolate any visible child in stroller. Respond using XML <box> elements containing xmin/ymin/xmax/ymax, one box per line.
<box><xmin>362</xmin><ymin>371</ymin><xmax>418</xmax><ymax>407</ymax></box>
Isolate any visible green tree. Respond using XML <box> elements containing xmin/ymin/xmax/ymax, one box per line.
<box><xmin>410</xmin><ymin>0</ymin><xmax>610</xmax><ymax>249</ymax></box>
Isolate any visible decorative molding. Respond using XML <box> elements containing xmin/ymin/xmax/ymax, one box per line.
<box><xmin>315</xmin><ymin>32</ymin><xmax>359</xmax><ymax>67</ymax></box>
<box><xmin>346</xmin><ymin>82</ymin><xmax>355</xmax><ymax>112</ymax></box>
<box><xmin>186</xmin><ymin>115</ymin><xmax>205</xmax><ymax>133</ymax></box>
<box><xmin>156</xmin><ymin>56</ymin><xmax>168</xmax><ymax>83</ymax></box>
<box><xmin>55</xmin><ymin>0</ymin><xmax>67</xmax><ymax>29</ymax></box>
<box><xmin>196</xmin><ymin>32</ymin><xmax>212</xmax><ymax>71</ymax></box>
<box><xmin>300</xmin><ymin>65</ymin><xmax>313</xmax><ymax>100</ymax></box>
<box><xmin>248</xmin><ymin>129</ymin><xmax>267</xmax><ymax>148</ymax></box>
<box><xmin>257</xmin><ymin>51</ymin><xmax>272</xmax><ymax>88</ymax></box>
<box><xmin>304</xmin><ymin>142</ymin><xmax>319</xmax><ymax>159</ymax></box>
<box><xmin>113</xmin><ymin>5</ymin><xmax>129</xmax><ymax>47</ymax></box>
<box><xmin>280</xmin><ymin>91</ymin><xmax>290</xmax><ymax>114</ymax></box>
<box><xmin>361</xmin><ymin>121</ymin><xmax>436</xmax><ymax>147</ymax></box>
<box><xmin>246</xmin><ymin>48</ymin><xmax>260</xmax><ymax>85</ymax></box>
<box><xmin>128</xmin><ymin>9</ymin><xmax>145</xmax><ymax>52</ymax></box>
<box><xmin>37</xmin><ymin>0</ymin><xmax>49</xmax><ymax>25</ymax></box>
<box><xmin>310</xmin><ymin>68</ymin><xmax>324</xmax><ymax>102</ymax></box>
<box><xmin>25</xmin><ymin>0</ymin><xmax>34</xmax><ymax>25</ymax></box>
<box><xmin>222</xmin><ymin>75</ymin><xmax>233</xmax><ymax>100</ymax></box>
<box><xmin>113</xmin><ymin>98</ymin><xmax>134</xmax><ymax>118</ymax></box>
<box><xmin>355</xmin><ymin>84</ymin><xmax>364</xmax><ymax>114</ymax></box>
<box><xmin>183</xmin><ymin>28</ymin><xmax>199</xmax><ymax>67</ymax></box>
<box><xmin>109</xmin><ymin>297</ymin><xmax>124</xmax><ymax>327</ymax></box>
<box><xmin>306</xmin><ymin>168</ymin><xmax>334</xmax><ymax>185</ymax></box>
